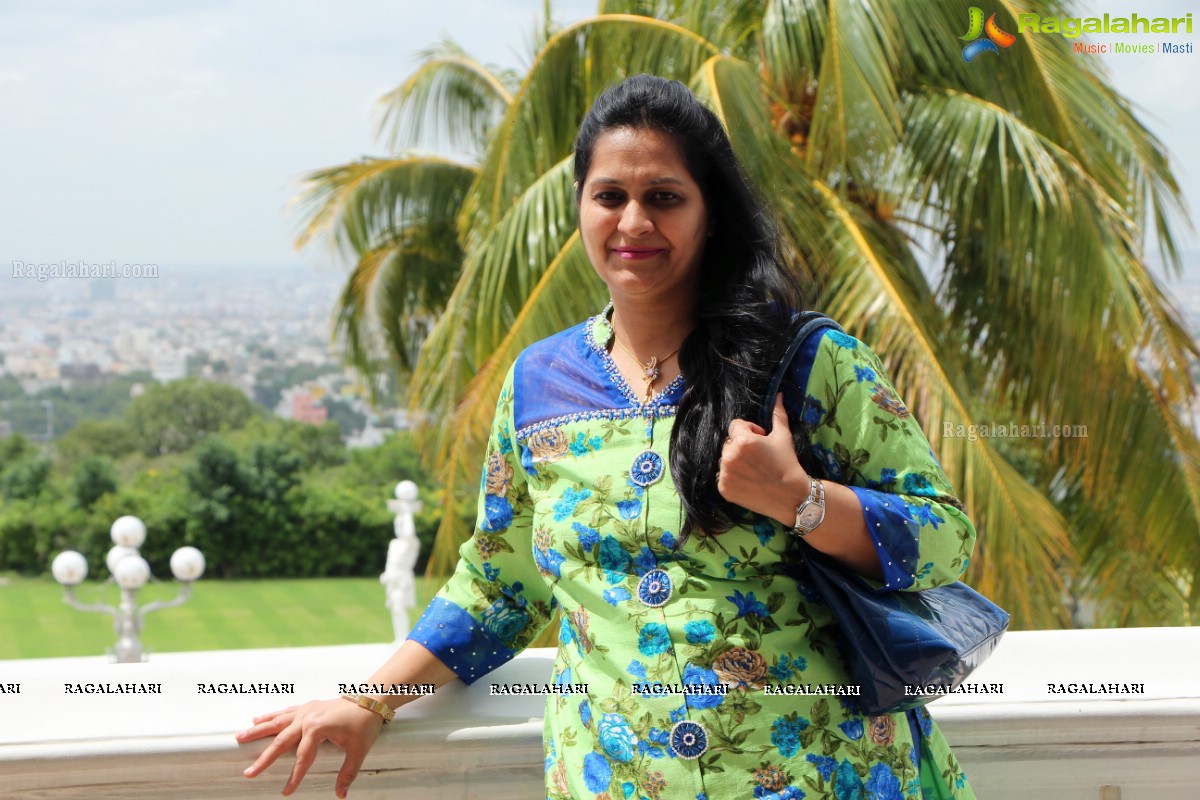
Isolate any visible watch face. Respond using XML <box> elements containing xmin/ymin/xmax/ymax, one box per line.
<box><xmin>797</xmin><ymin>504</ymin><xmax>823</xmax><ymax>529</ymax></box>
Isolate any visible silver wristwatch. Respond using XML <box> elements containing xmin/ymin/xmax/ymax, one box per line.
<box><xmin>791</xmin><ymin>477</ymin><xmax>825</xmax><ymax>537</ymax></box>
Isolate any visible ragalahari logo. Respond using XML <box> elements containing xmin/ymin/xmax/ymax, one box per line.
<box><xmin>960</xmin><ymin>7</ymin><xmax>1016</xmax><ymax>62</ymax></box>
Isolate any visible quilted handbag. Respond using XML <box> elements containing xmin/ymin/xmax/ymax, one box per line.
<box><xmin>762</xmin><ymin>311</ymin><xmax>1010</xmax><ymax>715</ymax></box>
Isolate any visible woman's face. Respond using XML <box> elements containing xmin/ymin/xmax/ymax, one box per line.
<box><xmin>577</xmin><ymin>126</ymin><xmax>708</xmax><ymax>309</ymax></box>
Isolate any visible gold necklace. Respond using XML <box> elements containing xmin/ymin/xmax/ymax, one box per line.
<box><xmin>610</xmin><ymin>313</ymin><xmax>681</xmax><ymax>400</ymax></box>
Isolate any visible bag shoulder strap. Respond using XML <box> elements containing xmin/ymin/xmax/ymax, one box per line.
<box><xmin>760</xmin><ymin>311</ymin><xmax>847</xmax><ymax>430</ymax></box>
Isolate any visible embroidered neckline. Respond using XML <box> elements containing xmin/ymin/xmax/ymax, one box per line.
<box><xmin>586</xmin><ymin>302</ymin><xmax>685</xmax><ymax>410</ymax></box>
<box><xmin>514</xmin><ymin>406</ymin><xmax>678</xmax><ymax>441</ymax></box>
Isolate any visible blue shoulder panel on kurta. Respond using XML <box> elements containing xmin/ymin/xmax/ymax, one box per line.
<box><xmin>513</xmin><ymin>321</ymin><xmax>623</xmax><ymax>435</ymax></box>
<box><xmin>512</xmin><ymin>316</ymin><xmax>683</xmax><ymax>439</ymax></box>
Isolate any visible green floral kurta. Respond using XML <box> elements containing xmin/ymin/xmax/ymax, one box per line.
<box><xmin>408</xmin><ymin>307</ymin><xmax>977</xmax><ymax>800</ymax></box>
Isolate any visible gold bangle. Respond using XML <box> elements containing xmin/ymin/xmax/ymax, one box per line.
<box><xmin>341</xmin><ymin>693</ymin><xmax>394</xmax><ymax>723</ymax></box>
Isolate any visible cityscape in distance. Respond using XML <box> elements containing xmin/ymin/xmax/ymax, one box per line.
<box><xmin>0</xmin><ymin>262</ymin><xmax>401</xmax><ymax>447</ymax></box>
<box><xmin>2</xmin><ymin>254</ymin><xmax>1199</xmax><ymax>445</ymax></box>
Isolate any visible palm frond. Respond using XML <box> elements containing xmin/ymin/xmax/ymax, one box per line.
<box><xmin>316</xmin><ymin>3</ymin><xmax>1200</xmax><ymax>628</ymax></box>
<box><xmin>425</xmin><ymin>235</ymin><xmax>602</xmax><ymax>574</ymax></box>
<box><xmin>291</xmin><ymin>157</ymin><xmax>476</xmax><ymax>376</ymax></box>
<box><xmin>374</xmin><ymin>43</ymin><xmax>512</xmax><ymax>157</ymax></box>
<box><xmin>410</xmin><ymin>156</ymin><xmax>580</xmax><ymax>427</ymax></box>
<box><xmin>291</xmin><ymin>156</ymin><xmax>475</xmax><ymax>258</ymax></box>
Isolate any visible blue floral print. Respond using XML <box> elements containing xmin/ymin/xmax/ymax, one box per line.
<box><xmin>865</xmin><ymin>762</ymin><xmax>903</xmax><ymax>800</ymax></box>
<box><xmin>569</xmin><ymin>432</ymin><xmax>604</xmax><ymax>457</ymax></box>
<box><xmin>826</xmin><ymin>330</ymin><xmax>858</xmax><ymax>349</ymax></box>
<box><xmin>807</xmin><ymin>753</ymin><xmax>837</xmax><ymax>780</ymax></box>
<box><xmin>638</xmin><ymin>623</ymin><xmax>672</xmax><ymax>657</ymax></box>
<box><xmin>480</xmin><ymin>598</ymin><xmax>527</xmax><ymax>642</ymax></box>
<box><xmin>634</xmin><ymin>545</ymin><xmax>657</xmax><ymax>575</ymax></box>
<box><xmin>838</xmin><ymin>717</ymin><xmax>864</xmax><ymax>740</ymax></box>
<box><xmin>637</xmin><ymin>726</ymin><xmax>669</xmax><ymax>758</ymax></box>
<box><xmin>753</xmin><ymin>519</ymin><xmax>776</xmax><ymax>545</ymax></box>
<box><xmin>603</xmin><ymin>586</ymin><xmax>632</xmax><ymax>606</ymax></box>
<box><xmin>534</xmin><ymin>544</ymin><xmax>565</xmax><ymax>579</ymax></box>
<box><xmin>552</xmin><ymin>487</ymin><xmax>591</xmax><ymax>521</ymax></box>
<box><xmin>616</xmin><ymin>498</ymin><xmax>643</xmax><ymax>520</ymax></box>
<box><xmin>727</xmin><ymin>589</ymin><xmax>770</xmax><ymax>619</ymax></box>
<box><xmin>771</xmin><ymin>714</ymin><xmax>810</xmax><ymax>758</ymax></box>
<box><xmin>902</xmin><ymin>472</ymin><xmax>934</xmax><ymax>495</ymax></box>
<box><xmin>769</xmin><ymin>653</ymin><xmax>805</xmax><ymax>682</ymax></box>
<box><xmin>598</xmin><ymin>535</ymin><xmax>631</xmax><ymax>583</ymax></box>
<box><xmin>573</xmin><ymin>522</ymin><xmax>600</xmax><ymax>552</ymax></box>
<box><xmin>684</xmin><ymin>619</ymin><xmax>715</xmax><ymax>645</ymax></box>
<box><xmin>408</xmin><ymin>314</ymin><xmax>977</xmax><ymax>799</ymax></box>
<box><xmin>598</xmin><ymin>713</ymin><xmax>637</xmax><ymax>762</ymax></box>
<box><xmin>481</xmin><ymin>494</ymin><xmax>513</xmax><ymax>532</ymax></box>
<box><xmin>809</xmin><ymin>442</ymin><xmax>844</xmax><ymax>480</ymax></box>
<box><xmin>906</xmin><ymin>501</ymin><xmax>945</xmax><ymax>529</ymax></box>
<box><xmin>583</xmin><ymin>751</ymin><xmax>611</xmax><ymax>792</ymax></box>
<box><xmin>802</xmin><ymin>396</ymin><xmax>826</xmax><ymax>426</ymax></box>
<box><xmin>579</xmin><ymin>698</ymin><xmax>592</xmax><ymax>727</ymax></box>
<box><xmin>854</xmin><ymin>364</ymin><xmax>876</xmax><ymax>382</ymax></box>
<box><xmin>835</xmin><ymin>759</ymin><xmax>864</xmax><ymax>797</ymax></box>
<box><xmin>682</xmin><ymin>663</ymin><xmax>724</xmax><ymax>709</ymax></box>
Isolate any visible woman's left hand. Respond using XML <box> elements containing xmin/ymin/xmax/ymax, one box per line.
<box><xmin>717</xmin><ymin>393</ymin><xmax>810</xmax><ymax>525</ymax></box>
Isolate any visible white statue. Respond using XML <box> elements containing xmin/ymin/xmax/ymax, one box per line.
<box><xmin>382</xmin><ymin>481</ymin><xmax>421</xmax><ymax>642</ymax></box>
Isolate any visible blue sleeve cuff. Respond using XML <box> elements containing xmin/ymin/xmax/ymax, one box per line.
<box><xmin>848</xmin><ymin>486</ymin><xmax>921</xmax><ymax>592</ymax></box>
<box><xmin>406</xmin><ymin>596</ymin><xmax>518</xmax><ymax>685</ymax></box>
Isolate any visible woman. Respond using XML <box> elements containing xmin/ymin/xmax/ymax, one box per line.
<box><xmin>239</xmin><ymin>75</ymin><xmax>977</xmax><ymax>799</ymax></box>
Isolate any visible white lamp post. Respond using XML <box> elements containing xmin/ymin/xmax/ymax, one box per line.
<box><xmin>52</xmin><ymin>515</ymin><xmax>205</xmax><ymax>663</ymax></box>
<box><xmin>382</xmin><ymin>480</ymin><xmax>421</xmax><ymax>643</ymax></box>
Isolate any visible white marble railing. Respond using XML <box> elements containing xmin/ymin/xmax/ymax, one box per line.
<box><xmin>1</xmin><ymin>627</ymin><xmax>1198</xmax><ymax>799</ymax></box>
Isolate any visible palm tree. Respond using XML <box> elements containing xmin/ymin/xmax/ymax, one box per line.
<box><xmin>293</xmin><ymin>0</ymin><xmax>1199</xmax><ymax>629</ymax></box>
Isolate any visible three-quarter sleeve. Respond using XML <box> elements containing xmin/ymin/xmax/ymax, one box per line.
<box><xmin>789</xmin><ymin>328</ymin><xmax>976</xmax><ymax>592</ymax></box>
<box><xmin>406</xmin><ymin>365</ymin><xmax>555</xmax><ymax>684</ymax></box>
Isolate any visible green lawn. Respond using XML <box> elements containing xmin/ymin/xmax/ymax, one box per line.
<box><xmin>0</xmin><ymin>574</ymin><xmax>442</xmax><ymax>660</ymax></box>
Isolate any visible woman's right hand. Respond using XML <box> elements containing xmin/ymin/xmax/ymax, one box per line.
<box><xmin>236</xmin><ymin>697</ymin><xmax>385</xmax><ymax>798</ymax></box>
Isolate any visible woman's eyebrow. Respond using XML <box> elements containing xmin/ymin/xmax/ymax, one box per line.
<box><xmin>587</xmin><ymin>176</ymin><xmax>687</xmax><ymax>186</ymax></box>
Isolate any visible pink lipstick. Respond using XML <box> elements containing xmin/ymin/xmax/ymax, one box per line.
<box><xmin>613</xmin><ymin>247</ymin><xmax>664</xmax><ymax>260</ymax></box>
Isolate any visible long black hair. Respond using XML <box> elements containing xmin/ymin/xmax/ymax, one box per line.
<box><xmin>573</xmin><ymin>74</ymin><xmax>814</xmax><ymax>541</ymax></box>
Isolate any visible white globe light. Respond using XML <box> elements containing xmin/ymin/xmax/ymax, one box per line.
<box><xmin>106</xmin><ymin>545</ymin><xmax>138</xmax><ymax>577</ymax></box>
<box><xmin>51</xmin><ymin>551</ymin><xmax>88</xmax><ymax>586</ymax></box>
<box><xmin>395</xmin><ymin>480</ymin><xmax>418</xmax><ymax>501</ymax></box>
<box><xmin>110</xmin><ymin>515</ymin><xmax>147</xmax><ymax>548</ymax></box>
<box><xmin>113</xmin><ymin>555</ymin><xmax>150</xmax><ymax>590</ymax></box>
<box><xmin>170</xmin><ymin>547</ymin><xmax>205</xmax><ymax>581</ymax></box>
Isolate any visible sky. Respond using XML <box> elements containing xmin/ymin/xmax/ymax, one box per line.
<box><xmin>0</xmin><ymin>0</ymin><xmax>1196</xmax><ymax>280</ymax></box>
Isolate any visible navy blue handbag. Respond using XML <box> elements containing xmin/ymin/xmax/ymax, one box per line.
<box><xmin>763</xmin><ymin>311</ymin><xmax>1010</xmax><ymax>715</ymax></box>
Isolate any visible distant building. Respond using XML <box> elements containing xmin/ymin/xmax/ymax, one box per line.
<box><xmin>290</xmin><ymin>391</ymin><xmax>328</xmax><ymax>425</ymax></box>
<box><xmin>59</xmin><ymin>363</ymin><xmax>102</xmax><ymax>381</ymax></box>
<box><xmin>150</xmin><ymin>350</ymin><xmax>188</xmax><ymax>383</ymax></box>
<box><xmin>347</xmin><ymin>423</ymin><xmax>386</xmax><ymax>449</ymax></box>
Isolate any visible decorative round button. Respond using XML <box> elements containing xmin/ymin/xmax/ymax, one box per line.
<box><xmin>637</xmin><ymin>568</ymin><xmax>672</xmax><ymax>607</ymax></box>
<box><xmin>630</xmin><ymin>450</ymin><xmax>664</xmax><ymax>487</ymax></box>
<box><xmin>669</xmin><ymin>720</ymin><xmax>708</xmax><ymax>760</ymax></box>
